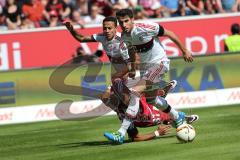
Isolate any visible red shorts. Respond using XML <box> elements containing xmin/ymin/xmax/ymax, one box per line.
<box><xmin>133</xmin><ymin>96</ymin><xmax>171</xmax><ymax>127</ymax></box>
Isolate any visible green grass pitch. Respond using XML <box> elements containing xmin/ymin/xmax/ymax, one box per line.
<box><xmin>0</xmin><ymin>104</ymin><xmax>240</xmax><ymax>160</ymax></box>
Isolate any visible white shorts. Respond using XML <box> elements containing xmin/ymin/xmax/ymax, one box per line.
<box><xmin>142</xmin><ymin>59</ymin><xmax>170</xmax><ymax>83</ymax></box>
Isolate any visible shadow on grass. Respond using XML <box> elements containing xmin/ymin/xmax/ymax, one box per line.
<box><xmin>57</xmin><ymin>135</ymin><xmax>176</xmax><ymax>148</ymax></box>
<box><xmin>57</xmin><ymin>140</ymin><xmax>132</xmax><ymax>148</ymax></box>
<box><xmin>158</xmin><ymin>134</ymin><xmax>176</xmax><ymax>139</ymax></box>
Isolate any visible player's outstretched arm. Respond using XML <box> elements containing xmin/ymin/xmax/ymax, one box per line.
<box><xmin>63</xmin><ymin>21</ymin><xmax>95</xmax><ymax>42</ymax></box>
<box><xmin>163</xmin><ymin>29</ymin><xmax>193</xmax><ymax>63</ymax></box>
<box><xmin>127</xmin><ymin>52</ymin><xmax>137</xmax><ymax>79</ymax></box>
<box><xmin>132</xmin><ymin>125</ymin><xmax>171</xmax><ymax>142</ymax></box>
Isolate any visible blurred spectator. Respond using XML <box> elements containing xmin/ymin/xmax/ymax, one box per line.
<box><xmin>22</xmin><ymin>0</ymin><xmax>49</xmax><ymax>27</ymax></box>
<box><xmin>70</xmin><ymin>10</ymin><xmax>85</xmax><ymax>28</ymax></box>
<box><xmin>62</xmin><ymin>0</ymin><xmax>74</xmax><ymax>19</ymax></box>
<box><xmin>0</xmin><ymin>3</ymin><xmax>2</xmax><ymax>13</ymax></box>
<box><xmin>178</xmin><ymin>0</ymin><xmax>189</xmax><ymax>16</ymax></box>
<box><xmin>83</xmin><ymin>5</ymin><xmax>105</xmax><ymax>25</ymax></box>
<box><xmin>224</xmin><ymin>23</ymin><xmax>240</xmax><ymax>52</ymax></box>
<box><xmin>160</xmin><ymin>0</ymin><xmax>187</xmax><ymax>17</ymax></box>
<box><xmin>161</xmin><ymin>0</ymin><xmax>178</xmax><ymax>17</ymax></box>
<box><xmin>109</xmin><ymin>0</ymin><xmax>129</xmax><ymax>8</ymax></box>
<box><xmin>0</xmin><ymin>0</ymin><xmax>239</xmax><ymax>31</ymax></box>
<box><xmin>19</xmin><ymin>13</ymin><xmax>35</xmax><ymax>29</ymax></box>
<box><xmin>16</xmin><ymin>0</ymin><xmax>28</xmax><ymax>9</ymax></box>
<box><xmin>0</xmin><ymin>0</ymin><xmax>6</xmax><ymax>7</ymax></box>
<box><xmin>72</xmin><ymin>46</ymin><xmax>99</xmax><ymax>64</ymax></box>
<box><xmin>0</xmin><ymin>8</ymin><xmax>8</xmax><ymax>30</ymax></box>
<box><xmin>138</xmin><ymin>0</ymin><xmax>162</xmax><ymax>17</ymax></box>
<box><xmin>151</xmin><ymin>1</ymin><xmax>165</xmax><ymax>18</ymax></box>
<box><xmin>186</xmin><ymin>0</ymin><xmax>205</xmax><ymax>15</ymax></box>
<box><xmin>48</xmin><ymin>10</ymin><xmax>61</xmax><ymax>27</ymax></box>
<box><xmin>0</xmin><ymin>4</ymin><xmax>2</xmax><ymax>14</ymax></box>
<box><xmin>89</xmin><ymin>0</ymin><xmax>113</xmax><ymax>17</ymax></box>
<box><xmin>128</xmin><ymin>0</ymin><xmax>138</xmax><ymax>8</ymax></box>
<box><xmin>74</xmin><ymin>0</ymin><xmax>89</xmax><ymax>16</ymax></box>
<box><xmin>204</xmin><ymin>0</ymin><xmax>216</xmax><ymax>14</ymax></box>
<box><xmin>133</xmin><ymin>5</ymin><xmax>147</xmax><ymax>19</ymax></box>
<box><xmin>3</xmin><ymin>0</ymin><xmax>21</xmax><ymax>30</ymax></box>
<box><xmin>215</xmin><ymin>0</ymin><xmax>240</xmax><ymax>13</ymax></box>
<box><xmin>111</xmin><ymin>3</ymin><xmax>122</xmax><ymax>16</ymax></box>
<box><xmin>40</xmin><ymin>0</ymin><xmax>48</xmax><ymax>7</ymax></box>
<box><xmin>46</xmin><ymin>0</ymin><xmax>71</xmax><ymax>21</ymax></box>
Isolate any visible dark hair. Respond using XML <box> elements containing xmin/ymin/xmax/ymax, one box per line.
<box><xmin>5</xmin><ymin>0</ymin><xmax>16</xmax><ymax>7</ymax></box>
<box><xmin>231</xmin><ymin>23</ymin><xmax>240</xmax><ymax>34</ymax></box>
<box><xmin>103</xmin><ymin>16</ymin><xmax>118</xmax><ymax>27</ymax></box>
<box><xmin>116</xmin><ymin>9</ymin><xmax>134</xmax><ymax>19</ymax></box>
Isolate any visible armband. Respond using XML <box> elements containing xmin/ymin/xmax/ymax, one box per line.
<box><xmin>158</xmin><ymin>25</ymin><xmax>165</xmax><ymax>36</ymax></box>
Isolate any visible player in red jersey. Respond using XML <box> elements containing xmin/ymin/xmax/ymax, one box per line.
<box><xmin>102</xmin><ymin>79</ymin><xmax>198</xmax><ymax>142</ymax></box>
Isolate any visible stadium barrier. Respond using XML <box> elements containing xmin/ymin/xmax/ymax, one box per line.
<box><xmin>1</xmin><ymin>52</ymin><xmax>240</xmax><ymax>108</ymax></box>
<box><xmin>0</xmin><ymin>52</ymin><xmax>240</xmax><ymax>125</ymax></box>
<box><xmin>0</xmin><ymin>87</ymin><xmax>239</xmax><ymax>125</ymax></box>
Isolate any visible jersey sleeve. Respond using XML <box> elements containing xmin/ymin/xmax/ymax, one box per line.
<box><xmin>136</xmin><ymin>22</ymin><xmax>164</xmax><ymax>37</ymax></box>
<box><xmin>92</xmin><ymin>33</ymin><xmax>105</xmax><ymax>43</ymax></box>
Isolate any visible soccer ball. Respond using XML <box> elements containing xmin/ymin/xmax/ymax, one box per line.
<box><xmin>176</xmin><ymin>124</ymin><xmax>196</xmax><ymax>143</ymax></box>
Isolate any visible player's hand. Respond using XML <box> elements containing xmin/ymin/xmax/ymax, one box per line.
<box><xmin>128</xmin><ymin>70</ymin><xmax>136</xmax><ymax>79</ymax></box>
<box><xmin>183</xmin><ymin>50</ymin><xmax>193</xmax><ymax>63</ymax></box>
<box><xmin>63</xmin><ymin>20</ymin><xmax>74</xmax><ymax>32</ymax></box>
<box><xmin>157</xmin><ymin>125</ymin><xmax>171</xmax><ymax>136</ymax></box>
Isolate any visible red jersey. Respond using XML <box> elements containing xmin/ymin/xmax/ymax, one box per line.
<box><xmin>133</xmin><ymin>96</ymin><xmax>171</xmax><ymax>127</ymax></box>
<box><xmin>117</xmin><ymin>96</ymin><xmax>171</xmax><ymax>127</ymax></box>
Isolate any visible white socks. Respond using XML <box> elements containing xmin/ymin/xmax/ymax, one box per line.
<box><xmin>155</xmin><ymin>96</ymin><xmax>168</xmax><ymax>110</ymax></box>
<box><xmin>155</xmin><ymin>96</ymin><xmax>179</xmax><ymax>120</ymax></box>
<box><xmin>169</xmin><ymin>107</ymin><xmax>179</xmax><ymax>120</ymax></box>
<box><xmin>118</xmin><ymin>90</ymin><xmax>140</xmax><ymax>136</ymax></box>
<box><xmin>118</xmin><ymin>118</ymin><xmax>132</xmax><ymax>136</ymax></box>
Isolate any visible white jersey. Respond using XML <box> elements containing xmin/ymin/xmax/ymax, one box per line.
<box><xmin>121</xmin><ymin>22</ymin><xmax>167</xmax><ymax>64</ymax></box>
<box><xmin>93</xmin><ymin>32</ymin><xmax>129</xmax><ymax>61</ymax></box>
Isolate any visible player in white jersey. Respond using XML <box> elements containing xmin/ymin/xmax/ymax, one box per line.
<box><xmin>64</xmin><ymin>17</ymin><xmax>182</xmax><ymax>144</ymax></box>
<box><xmin>103</xmin><ymin>78</ymin><xmax>198</xmax><ymax>143</ymax></box>
<box><xmin>63</xmin><ymin>16</ymin><xmax>131</xmax><ymax>78</ymax></box>
<box><xmin>64</xmin><ymin>16</ymin><xmax>176</xmax><ymax>98</ymax></box>
<box><xmin>104</xmin><ymin>9</ymin><xmax>194</xmax><ymax>144</ymax></box>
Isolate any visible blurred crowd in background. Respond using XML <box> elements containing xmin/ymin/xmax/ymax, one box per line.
<box><xmin>0</xmin><ymin>0</ymin><xmax>240</xmax><ymax>31</ymax></box>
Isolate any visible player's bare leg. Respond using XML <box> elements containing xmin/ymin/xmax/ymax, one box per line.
<box><xmin>104</xmin><ymin>78</ymin><xmax>147</xmax><ymax>144</ymax></box>
<box><xmin>158</xmin><ymin>80</ymin><xmax>177</xmax><ymax>98</ymax></box>
<box><xmin>144</xmin><ymin>80</ymin><xmax>177</xmax><ymax>100</ymax></box>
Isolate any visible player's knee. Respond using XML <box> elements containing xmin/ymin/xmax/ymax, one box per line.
<box><xmin>101</xmin><ymin>94</ymin><xmax>119</xmax><ymax>111</ymax></box>
<box><xmin>129</xmin><ymin>88</ymin><xmax>141</xmax><ymax>97</ymax></box>
<box><xmin>126</xmin><ymin>109</ymin><xmax>138</xmax><ymax>118</ymax></box>
<box><xmin>126</xmin><ymin>104</ymin><xmax>139</xmax><ymax>119</ymax></box>
<box><xmin>155</xmin><ymin>96</ymin><xmax>168</xmax><ymax>110</ymax></box>
<box><xmin>100</xmin><ymin>91</ymin><xmax>110</xmax><ymax>103</ymax></box>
